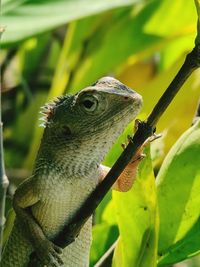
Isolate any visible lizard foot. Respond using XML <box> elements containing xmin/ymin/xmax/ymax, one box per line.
<box><xmin>122</xmin><ymin>130</ymin><xmax>161</xmax><ymax>166</ymax></box>
<box><xmin>36</xmin><ymin>239</ymin><xmax>64</xmax><ymax>267</ymax></box>
<box><xmin>115</xmin><ymin>125</ymin><xmax>161</xmax><ymax>192</ymax></box>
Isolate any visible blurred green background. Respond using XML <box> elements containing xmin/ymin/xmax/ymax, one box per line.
<box><xmin>1</xmin><ymin>0</ymin><xmax>200</xmax><ymax>266</ymax></box>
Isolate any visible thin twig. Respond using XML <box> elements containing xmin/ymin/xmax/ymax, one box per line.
<box><xmin>0</xmin><ymin>24</ymin><xmax>9</xmax><ymax>262</ymax></box>
<box><xmin>94</xmin><ymin>240</ymin><xmax>117</xmax><ymax>267</ymax></box>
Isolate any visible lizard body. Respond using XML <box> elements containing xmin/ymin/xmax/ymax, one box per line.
<box><xmin>1</xmin><ymin>77</ymin><xmax>142</xmax><ymax>267</ymax></box>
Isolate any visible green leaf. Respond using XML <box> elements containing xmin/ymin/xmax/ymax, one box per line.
<box><xmin>68</xmin><ymin>2</ymin><xmax>162</xmax><ymax>91</ymax></box>
<box><xmin>104</xmin><ymin>121</ymin><xmax>135</xmax><ymax>167</ymax></box>
<box><xmin>157</xmin><ymin>120</ymin><xmax>200</xmax><ymax>266</ymax></box>
<box><xmin>158</xmin><ymin>220</ymin><xmax>200</xmax><ymax>266</ymax></box>
<box><xmin>2</xmin><ymin>0</ymin><xmax>141</xmax><ymax>45</ymax></box>
<box><xmin>195</xmin><ymin>0</ymin><xmax>200</xmax><ymax>45</ymax></box>
<box><xmin>137</xmin><ymin>57</ymin><xmax>200</xmax><ymax>159</ymax></box>
<box><xmin>95</xmin><ymin>191</ymin><xmax>112</xmax><ymax>225</ymax></box>
<box><xmin>112</xmin><ymin>148</ymin><xmax>158</xmax><ymax>267</ymax></box>
<box><xmin>144</xmin><ymin>0</ymin><xmax>196</xmax><ymax>37</ymax></box>
<box><xmin>112</xmin><ymin>238</ymin><xmax>123</xmax><ymax>267</ymax></box>
<box><xmin>158</xmin><ymin>34</ymin><xmax>195</xmax><ymax>71</ymax></box>
<box><xmin>90</xmin><ymin>223</ymin><xmax>118</xmax><ymax>266</ymax></box>
<box><xmin>143</xmin><ymin>0</ymin><xmax>196</xmax><ymax>70</ymax></box>
<box><xmin>102</xmin><ymin>199</ymin><xmax>118</xmax><ymax>226</ymax></box>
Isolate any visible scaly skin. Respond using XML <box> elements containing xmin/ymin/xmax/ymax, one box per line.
<box><xmin>1</xmin><ymin>77</ymin><xmax>142</xmax><ymax>267</ymax></box>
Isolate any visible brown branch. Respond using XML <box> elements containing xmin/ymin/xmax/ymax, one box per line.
<box><xmin>52</xmin><ymin>43</ymin><xmax>200</xmax><ymax>249</ymax></box>
<box><xmin>28</xmin><ymin>20</ymin><xmax>200</xmax><ymax>265</ymax></box>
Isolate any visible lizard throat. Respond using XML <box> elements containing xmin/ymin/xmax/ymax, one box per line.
<box><xmin>33</xmin><ymin>117</ymin><xmax>130</xmax><ymax>178</ymax></box>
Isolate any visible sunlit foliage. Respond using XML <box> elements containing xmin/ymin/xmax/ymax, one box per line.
<box><xmin>1</xmin><ymin>0</ymin><xmax>200</xmax><ymax>266</ymax></box>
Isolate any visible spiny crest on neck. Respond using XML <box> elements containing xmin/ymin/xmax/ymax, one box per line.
<box><xmin>39</xmin><ymin>95</ymin><xmax>68</xmax><ymax>128</ymax></box>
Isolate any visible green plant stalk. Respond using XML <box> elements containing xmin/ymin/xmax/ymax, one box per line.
<box><xmin>0</xmin><ymin>23</ymin><xmax>9</xmax><ymax>260</ymax></box>
<box><xmin>0</xmin><ymin>123</ymin><xmax>9</xmax><ymax>260</ymax></box>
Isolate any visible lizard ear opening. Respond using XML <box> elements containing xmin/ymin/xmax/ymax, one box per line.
<box><xmin>61</xmin><ymin>125</ymin><xmax>72</xmax><ymax>136</ymax></box>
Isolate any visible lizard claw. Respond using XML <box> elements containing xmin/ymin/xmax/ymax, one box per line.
<box><xmin>143</xmin><ymin>133</ymin><xmax>162</xmax><ymax>147</ymax></box>
<box><xmin>148</xmin><ymin>133</ymin><xmax>162</xmax><ymax>142</ymax></box>
<box><xmin>127</xmin><ymin>134</ymin><xmax>133</xmax><ymax>143</ymax></box>
<box><xmin>36</xmin><ymin>239</ymin><xmax>64</xmax><ymax>267</ymax></box>
<box><xmin>121</xmin><ymin>134</ymin><xmax>133</xmax><ymax>150</ymax></box>
<box><xmin>138</xmin><ymin>153</ymin><xmax>146</xmax><ymax>161</ymax></box>
<box><xmin>121</xmin><ymin>143</ymin><xmax>126</xmax><ymax>150</ymax></box>
<box><xmin>131</xmin><ymin>153</ymin><xmax>146</xmax><ymax>163</ymax></box>
<box><xmin>134</xmin><ymin>119</ymin><xmax>141</xmax><ymax>133</ymax></box>
<box><xmin>52</xmin><ymin>243</ymin><xmax>63</xmax><ymax>255</ymax></box>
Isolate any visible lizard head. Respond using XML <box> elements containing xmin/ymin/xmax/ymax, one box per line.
<box><xmin>40</xmin><ymin>77</ymin><xmax>142</xmax><ymax>165</ymax></box>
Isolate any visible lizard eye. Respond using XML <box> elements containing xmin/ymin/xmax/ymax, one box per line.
<box><xmin>80</xmin><ymin>96</ymin><xmax>98</xmax><ymax>112</ymax></box>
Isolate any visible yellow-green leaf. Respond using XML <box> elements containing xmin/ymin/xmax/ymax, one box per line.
<box><xmin>157</xmin><ymin>119</ymin><xmax>200</xmax><ymax>266</ymax></box>
<box><xmin>112</xmin><ymin>148</ymin><xmax>158</xmax><ymax>267</ymax></box>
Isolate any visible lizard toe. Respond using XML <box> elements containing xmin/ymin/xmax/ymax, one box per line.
<box><xmin>52</xmin><ymin>244</ymin><xmax>63</xmax><ymax>255</ymax></box>
<box><xmin>51</xmin><ymin>248</ymin><xmax>64</xmax><ymax>266</ymax></box>
<box><xmin>36</xmin><ymin>239</ymin><xmax>64</xmax><ymax>267</ymax></box>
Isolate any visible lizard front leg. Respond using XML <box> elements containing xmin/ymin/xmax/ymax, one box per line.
<box><xmin>100</xmin><ymin>145</ymin><xmax>144</xmax><ymax>192</ymax></box>
<box><xmin>100</xmin><ymin>133</ymin><xmax>159</xmax><ymax>192</ymax></box>
<box><xmin>1</xmin><ymin>177</ymin><xmax>63</xmax><ymax>267</ymax></box>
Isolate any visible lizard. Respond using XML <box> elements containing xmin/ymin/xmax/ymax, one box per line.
<box><xmin>1</xmin><ymin>77</ymin><xmax>143</xmax><ymax>267</ymax></box>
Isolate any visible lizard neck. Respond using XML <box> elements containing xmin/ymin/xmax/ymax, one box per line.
<box><xmin>33</xmin><ymin>130</ymin><xmax>117</xmax><ymax>177</ymax></box>
<box><xmin>33</xmin><ymin>110</ymin><xmax>130</xmax><ymax>177</ymax></box>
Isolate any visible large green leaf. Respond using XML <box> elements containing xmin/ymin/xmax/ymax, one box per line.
<box><xmin>68</xmin><ymin>1</ymin><xmax>162</xmax><ymax>92</ymax></box>
<box><xmin>157</xmin><ymin>119</ymin><xmax>200</xmax><ymax>266</ymax></box>
<box><xmin>1</xmin><ymin>0</ymin><xmax>140</xmax><ymax>45</ymax></box>
<box><xmin>144</xmin><ymin>0</ymin><xmax>196</xmax><ymax>37</ymax></box>
<box><xmin>112</xmin><ymin>148</ymin><xmax>158</xmax><ymax>267</ymax></box>
<box><xmin>135</xmin><ymin>57</ymin><xmax>200</xmax><ymax>158</ymax></box>
<box><xmin>143</xmin><ymin>0</ymin><xmax>196</xmax><ymax>70</ymax></box>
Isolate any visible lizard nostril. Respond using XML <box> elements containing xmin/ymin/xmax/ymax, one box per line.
<box><xmin>124</xmin><ymin>96</ymin><xmax>129</xmax><ymax>100</ymax></box>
